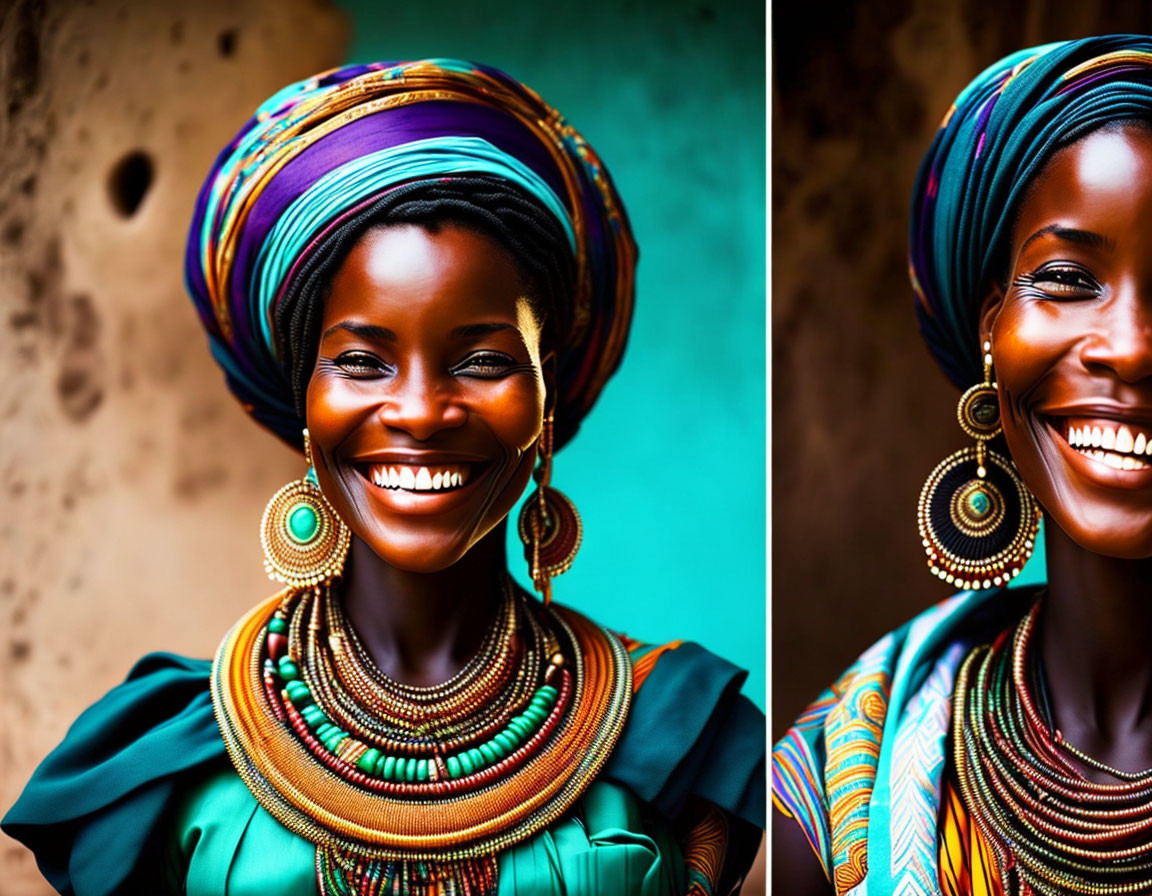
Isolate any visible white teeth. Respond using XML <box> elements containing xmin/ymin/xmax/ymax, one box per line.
<box><xmin>1091</xmin><ymin>426</ymin><xmax>1103</xmax><ymax>447</ymax></box>
<box><xmin>1105</xmin><ymin>452</ymin><xmax>1124</xmax><ymax>469</ymax></box>
<box><xmin>1072</xmin><ymin>426</ymin><xmax>1083</xmax><ymax>446</ymax></box>
<box><xmin>1137</xmin><ymin>433</ymin><xmax>1148</xmax><ymax>455</ymax></box>
<box><xmin>1124</xmin><ymin>456</ymin><xmax>1138</xmax><ymax>470</ymax></box>
<box><xmin>1117</xmin><ymin>426</ymin><xmax>1135</xmax><ymax>453</ymax></box>
<box><xmin>1102</xmin><ymin>427</ymin><xmax>1117</xmax><ymax>450</ymax></box>
<box><xmin>365</xmin><ymin>464</ymin><xmax>473</xmax><ymax>492</ymax></box>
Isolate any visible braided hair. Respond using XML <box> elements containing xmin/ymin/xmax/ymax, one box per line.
<box><xmin>274</xmin><ymin>175</ymin><xmax>575</xmax><ymax>420</ymax></box>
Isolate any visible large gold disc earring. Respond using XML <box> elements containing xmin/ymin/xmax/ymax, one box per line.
<box><xmin>260</xmin><ymin>429</ymin><xmax>351</xmax><ymax>588</ymax></box>
<box><xmin>917</xmin><ymin>341</ymin><xmax>1042</xmax><ymax>590</ymax></box>
<box><xmin>518</xmin><ymin>414</ymin><xmax>582</xmax><ymax>605</ymax></box>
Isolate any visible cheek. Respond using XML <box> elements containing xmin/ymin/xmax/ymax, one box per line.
<box><xmin>992</xmin><ymin>300</ymin><xmax>1077</xmax><ymax>404</ymax></box>
<box><xmin>304</xmin><ymin>371</ymin><xmax>374</xmax><ymax>450</ymax></box>
<box><xmin>473</xmin><ymin>376</ymin><xmax>546</xmax><ymax>450</ymax></box>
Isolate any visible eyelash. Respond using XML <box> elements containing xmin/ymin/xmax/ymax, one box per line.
<box><xmin>1015</xmin><ymin>265</ymin><xmax>1101</xmax><ymax>299</ymax></box>
<box><xmin>331</xmin><ymin>351</ymin><xmax>516</xmax><ymax>378</ymax></box>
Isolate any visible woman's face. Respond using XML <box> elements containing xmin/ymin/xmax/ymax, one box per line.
<box><xmin>985</xmin><ymin>124</ymin><xmax>1152</xmax><ymax>558</ymax></box>
<box><xmin>305</xmin><ymin>223</ymin><xmax>549</xmax><ymax>572</ymax></box>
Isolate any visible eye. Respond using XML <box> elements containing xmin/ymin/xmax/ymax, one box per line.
<box><xmin>1023</xmin><ymin>264</ymin><xmax>1101</xmax><ymax>299</ymax></box>
<box><xmin>451</xmin><ymin>351</ymin><xmax>517</xmax><ymax>378</ymax></box>
<box><xmin>334</xmin><ymin>351</ymin><xmax>392</xmax><ymax>377</ymax></box>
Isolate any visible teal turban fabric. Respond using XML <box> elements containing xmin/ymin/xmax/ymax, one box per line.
<box><xmin>910</xmin><ymin>35</ymin><xmax>1152</xmax><ymax>388</ymax></box>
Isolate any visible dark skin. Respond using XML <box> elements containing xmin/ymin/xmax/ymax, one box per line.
<box><xmin>306</xmin><ymin>222</ymin><xmax>762</xmax><ymax>888</ymax></box>
<box><xmin>774</xmin><ymin>124</ymin><xmax>1152</xmax><ymax>888</ymax></box>
<box><xmin>983</xmin><ymin>125</ymin><xmax>1152</xmax><ymax>779</ymax></box>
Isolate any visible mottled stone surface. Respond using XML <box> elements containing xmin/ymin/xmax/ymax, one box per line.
<box><xmin>0</xmin><ymin>1</ymin><xmax>346</xmax><ymax>891</ymax></box>
<box><xmin>773</xmin><ymin>0</ymin><xmax>1152</xmax><ymax>738</ymax></box>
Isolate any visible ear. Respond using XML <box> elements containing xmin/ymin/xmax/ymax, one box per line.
<box><xmin>978</xmin><ymin>281</ymin><xmax>1006</xmax><ymax>351</ymax></box>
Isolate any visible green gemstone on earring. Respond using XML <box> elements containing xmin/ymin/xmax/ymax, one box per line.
<box><xmin>968</xmin><ymin>490</ymin><xmax>991</xmax><ymax>517</ymax></box>
<box><xmin>268</xmin><ymin>617</ymin><xmax>287</xmax><ymax>634</ymax></box>
<box><xmin>972</xmin><ymin>397</ymin><xmax>998</xmax><ymax>425</ymax></box>
<box><xmin>287</xmin><ymin>502</ymin><xmax>319</xmax><ymax>544</ymax></box>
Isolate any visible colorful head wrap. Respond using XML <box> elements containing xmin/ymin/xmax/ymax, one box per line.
<box><xmin>185</xmin><ymin>59</ymin><xmax>636</xmax><ymax>451</ymax></box>
<box><xmin>909</xmin><ymin>35</ymin><xmax>1152</xmax><ymax>388</ymax></box>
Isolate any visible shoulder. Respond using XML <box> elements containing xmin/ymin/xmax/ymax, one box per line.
<box><xmin>2</xmin><ymin>651</ymin><xmax>224</xmax><ymax>896</ymax></box>
<box><xmin>771</xmin><ymin>585</ymin><xmax>1036</xmax><ymax>890</ymax></box>
<box><xmin>587</xmin><ymin>621</ymin><xmax>765</xmax><ymax>831</ymax></box>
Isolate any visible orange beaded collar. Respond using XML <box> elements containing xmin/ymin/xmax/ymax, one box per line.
<box><xmin>210</xmin><ymin>584</ymin><xmax>632</xmax><ymax>865</ymax></box>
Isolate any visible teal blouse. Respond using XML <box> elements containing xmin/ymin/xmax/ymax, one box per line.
<box><xmin>4</xmin><ymin>642</ymin><xmax>764</xmax><ymax>895</ymax></box>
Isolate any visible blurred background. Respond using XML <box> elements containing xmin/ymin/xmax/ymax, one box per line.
<box><xmin>0</xmin><ymin>0</ymin><xmax>766</xmax><ymax>892</ymax></box>
<box><xmin>772</xmin><ymin>1</ymin><xmax>1152</xmax><ymax>742</ymax></box>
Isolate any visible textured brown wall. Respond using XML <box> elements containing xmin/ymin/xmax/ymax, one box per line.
<box><xmin>0</xmin><ymin>2</ymin><xmax>347</xmax><ymax>892</ymax></box>
<box><xmin>772</xmin><ymin>0</ymin><xmax>1152</xmax><ymax>739</ymax></box>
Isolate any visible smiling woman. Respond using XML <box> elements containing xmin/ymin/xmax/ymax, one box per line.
<box><xmin>773</xmin><ymin>35</ymin><xmax>1152</xmax><ymax>896</ymax></box>
<box><xmin>2</xmin><ymin>61</ymin><xmax>764</xmax><ymax>895</ymax></box>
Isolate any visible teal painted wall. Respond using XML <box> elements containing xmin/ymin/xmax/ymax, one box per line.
<box><xmin>336</xmin><ymin>0</ymin><xmax>766</xmax><ymax>707</ymax></box>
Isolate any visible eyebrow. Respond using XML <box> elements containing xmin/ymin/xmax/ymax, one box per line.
<box><xmin>320</xmin><ymin>321</ymin><xmax>516</xmax><ymax>342</ymax></box>
<box><xmin>1020</xmin><ymin>224</ymin><xmax>1116</xmax><ymax>254</ymax></box>
<box><xmin>321</xmin><ymin>322</ymin><xmax>395</xmax><ymax>342</ymax></box>
<box><xmin>451</xmin><ymin>322</ymin><xmax>515</xmax><ymax>339</ymax></box>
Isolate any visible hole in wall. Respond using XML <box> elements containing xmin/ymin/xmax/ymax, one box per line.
<box><xmin>217</xmin><ymin>28</ymin><xmax>237</xmax><ymax>57</ymax></box>
<box><xmin>107</xmin><ymin>150</ymin><xmax>153</xmax><ymax>218</ymax></box>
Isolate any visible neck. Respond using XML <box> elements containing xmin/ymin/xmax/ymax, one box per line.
<box><xmin>1039</xmin><ymin>521</ymin><xmax>1152</xmax><ymax>771</ymax></box>
<box><xmin>336</xmin><ymin>523</ymin><xmax>509</xmax><ymax>688</ymax></box>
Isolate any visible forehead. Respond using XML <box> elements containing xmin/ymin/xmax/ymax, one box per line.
<box><xmin>1013</xmin><ymin>125</ymin><xmax>1152</xmax><ymax>244</ymax></box>
<box><xmin>322</xmin><ymin>223</ymin><xmax>532</xmax><ymax>329</ymax></box>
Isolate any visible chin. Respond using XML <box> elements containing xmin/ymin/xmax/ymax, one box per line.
<box><xmin>1047</xmin><ymin>505</ymin><xmax>1152</xmax><ymax>560</ymax></box>
<box><xmin>351</xmin><ymin>523</ymin><xmax>491</xmax><ymax>574</ymax></box>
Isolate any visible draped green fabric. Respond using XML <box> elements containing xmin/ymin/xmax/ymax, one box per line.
<box><xmin>3</xmin><ymin>636</ymin><xmax>764</xmax><ymax>895</ymax></box>
<box><xmin>166</xmin><ymin>766</ymin><xmax>684</xmax><ymax>895</ymax></box>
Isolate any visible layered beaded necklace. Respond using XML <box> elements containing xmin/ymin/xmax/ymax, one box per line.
<box><xmin>211</xmin><ymin>579</ymin><xmax>632</xmax><ymax>896</ymax></box>
<box><xmin>953</xmin><ymin>600</ymin><xmax>1152</xmax><ymax>895</ymax></box>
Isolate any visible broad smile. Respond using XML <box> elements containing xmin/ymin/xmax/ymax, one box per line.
<box><xmin>1042</xmin><ymin>410</ymin><xmax>1152</xmax><ymax>486</ymax></box>
<box><xmin>343</xmin><ymin>451</ymin><xmax>498</xmax><ymax>516</ymax></box>
<box><xmin>362</xmin><ymin>462</ymin><xmax>476</xmax><ymax>492</ymax></box>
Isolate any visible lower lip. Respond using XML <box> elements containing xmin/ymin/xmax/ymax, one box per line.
<box><xmin>352</xmin><ymin>464</ymin><xmax>493</xmax><ymax>516</ymax></box>
<box><xmin>1046</xmin><ymin>419</ymin><xmax>1152</xmax><ymax>489</ymax></box>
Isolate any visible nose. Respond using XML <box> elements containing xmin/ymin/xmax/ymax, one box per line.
<box><xmin>1079</xmin><ymin>286</ymin><xmax>1152</xmax><ymax>383</ymax></box>
<box><xmin>376</xmin><ymin>366</ymin><xmax>467</xmax><ymax>440</ymax></box>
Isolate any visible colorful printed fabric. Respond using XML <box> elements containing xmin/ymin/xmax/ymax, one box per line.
<box><xmin>938</xmin><ymin>768</ymin><xmax>1004</xmax><ymax>896</ymax></box>
<box><xmin>908</xmin><ymin>36</ymin><xmax>1152</xmax><ymax>389</ymax></box>
<box><xmin>184</xmin><ymin>60</ymin><xmax>636</xmax><ymax>451</ymax></box>
<box><xmin>771</xmin><ymin>586</ymin><xmax>1037</xmax><ymax>895</ymax></box>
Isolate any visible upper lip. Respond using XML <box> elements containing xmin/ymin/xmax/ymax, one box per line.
<box><xmin>1040</xmin><ymin>402</ymin><xmax>1152</xmax><ymax>425</ymax></box>
<box><xmin>346</xmin><ymin>450</ymin><xmax>492</xmax><ymax>465</ymax></box>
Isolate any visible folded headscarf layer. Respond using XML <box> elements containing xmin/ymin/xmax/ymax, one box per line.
<box><xmin>910</xmin><ymin>35</ymin><xmax>1152</xmax><ymax>388</ymax></box>
<box><xmin>185</xmin><ymin>59</ymin><xmax>636</xmax><ymax>451</ymax></box>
